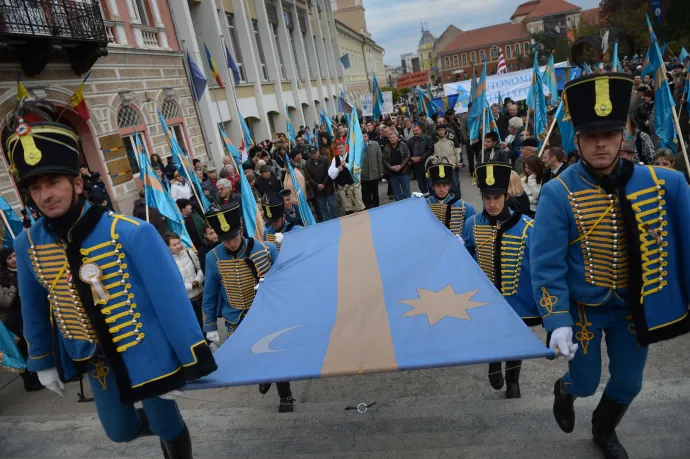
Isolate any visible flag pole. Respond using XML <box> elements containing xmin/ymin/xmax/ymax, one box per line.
<box><xmin>538</xmin><ymin>116</ymin><xmax>558</xmax><ymax>158</ymax></box>
<box><xmin>480</xmin><ymin>106</ymin><xmax>487</xmax><ymax>163</ymax></box>
<box><xmin>179</xmin><ymin>41</ymin><xmax>214</xmax><ymax>163</ymax></box>
<box><xmin>0</xmin><ymin>211</ymin><xmax>15</xmax><ymax>240</ymax></box>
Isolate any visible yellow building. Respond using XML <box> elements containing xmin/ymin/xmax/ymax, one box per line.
<box><xmin>417</xmin><ymin>27</ymin><xmax>436</xmax><ymax>73</ymax></box>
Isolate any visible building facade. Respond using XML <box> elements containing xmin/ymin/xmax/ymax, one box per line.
<box><xmin>417</xmin><ymin>28</ymin><xmax>436</xmax><ymax>73</ymax></box>
<box><xmin>0</xmin><ymin>0</ymin><xmax>208</xmax><ymax>214</ymax></box>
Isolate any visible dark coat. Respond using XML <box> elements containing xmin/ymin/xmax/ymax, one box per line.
<box><xmin>305</xmin><ymin>155</ymin><xmax>335</xmax><ymax>196</ymax></box>
<box><xmin>132</xmin><ymin>199</ymin><xmax>167</xmax><ymax>237</ymax></box>
<box><xmin>383</xmin><ymin>141</ymin><xmax>411</xmax><ymax>175</ymax></box>
<box><xmin>406</xmin><ymin>134</ymin><xmax>434</xmax><ymax>163</ymax></box>
<box><xmin>542</xmin><ymin>162</ymin><xmax>569</xmax><ymax>185</ymax></box>
<box><xmin>254</xmin><ymin>175</ymin><xmax>282</xmax><ymax>197</ymax></box>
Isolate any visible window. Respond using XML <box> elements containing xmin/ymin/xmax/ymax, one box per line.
<box><xmin>300</xmin><ymin>19</ymin><xmax>314</xmax><ymax>78</ymax></box>
<box><xmin>461</xmin><ymin>53</ymin><xmax>467</xmax><ymax>65</ymax></box>
<box><xmin>452</xmin><ymin>55</ymin><xmax>459</xmax><ymax>67</ymax></box>
<box><xmin>272</xmin><ymin>25</ymin><xmax>287</xmax><ymax>80</ymax></box>
<box><xmin>524</xmin><ymin>42</ymin><xmax>530</xmax><ymax>54</ymax></box>
<box><xmin>130</xmin><ymin>0</ymin><xmax>149</xmax><ymax>26</ymax></box>
<box><xmin>170</xmin><ymin>124</ymin><xmax>190</xmax><ymax>156</ymax></box>
<box><xmin>515</xmin><ymin>43</ymin><xmax>521</xmax><ymax>55</ymax></box>
<box><xmin>117</xmin><ymin>105</ymin><xmax>144</xmax><ymax>175</ymax></box>
<box><xmin>491</xmin><ymin>45</ymin><xmax>500</xmax><ymax>60</ymax></box>
<box><xmin>161</xmin><ymin>100</ymin><xmax>181</xmax><ymax>120</ymax></box>
<box><xmin>479</xmin><ymin>50</ymin><xmax>486</xmax><ymax>62</ymax></box>
<box><xmin>288</xmin><ymin>29</ymin><xmax>302</xmax><ymax>80</ymax></box>
<box><xmin>226</xmin><ymin>14</ymin><xmax>246</xmax><ymax>83</ymax></box>
<box><xmin>444</xmin><ymin>56</ymin><xmax>450</xmax><ymax>69</ymax></box>
<box><xmin>470</xmin><ymin>51</ymin><xmax>476</xmax><ymax>62</ymax></box>
<box><xmin>505</xmin><ymin>45</ymin><xmax>512</xmax><ymax>59</ymax></box>
<box><xmin>252</xmin><ymin>20</ymin><xmax>269</xmax><ymax>81</ymax></box>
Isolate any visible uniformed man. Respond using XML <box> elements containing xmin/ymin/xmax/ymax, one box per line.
<box><xmin>202</xmin><ymin>204</ymin><xmax>295</xmax><ymax>412</ymax></box>
<box><xmin>263</xmin><ymin>192</ymin><xmax>301</xmax><ymax>252</ymax></box>
<box><xmin>425</xmin><ymin>157</ymin><xmax>475</xmax><ymax>236</ymax></box>
<box><xmin>6</xmin><ymin>100</ymin><xmax>216</xmax><ymax>457</ymax></box>
<box><xmin>462</xmin><ymin>162</ymin><xmax>540</xmax><ymax>399</ymax></box>
<box><xmin>531</xmin><ymin>72</ymin><xmax>690</xmax><ymax>458</ymax></box>
<box><xmin>279</xmin><ymin>188</ymin><xmax>303</xmax><ymax>227</ymax></box>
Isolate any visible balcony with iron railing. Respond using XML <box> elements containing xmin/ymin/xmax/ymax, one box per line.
<box><xmin>0</xmin><ymin>0</ymin><xmax>108</xmax><ymax>76</ymax></box>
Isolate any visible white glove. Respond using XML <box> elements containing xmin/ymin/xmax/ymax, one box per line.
<box><xmin>275</xmin><ymin>232</ymin><xmax>284</xmax><ymax>244</ymax></box>
<box><xmin>37</xmin><ymin>368</ymin><xmax>65</xmax><ymax>397</ymax></box>
<box><xmin>160</xmin><ymin>390</ymin><xmax>184</xmax><ymax>400</ymax></box>
<box><xmin>254</xmin><ymin>277</ymin><xmax>265</xmax><ymax>291</ymax></box>
<box><xmin>412</xmin><ymin>192</ymin><xmax>425</xmax><ymax>198</ymax></box>
<box><xmin>549</xmin><ymin>326</ymin><xmax>578</xmax><ymax>361</ymax></box>
<box><xmin>206</xmin><ymin>331</ymin><xmax>220</xmax><ymax>343</ymax></box>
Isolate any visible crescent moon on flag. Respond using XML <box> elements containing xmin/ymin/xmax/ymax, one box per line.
<box><xmin>251</xmin><ymin>325</ymin><xmax>306</xmax><ymax>354</ymax></box>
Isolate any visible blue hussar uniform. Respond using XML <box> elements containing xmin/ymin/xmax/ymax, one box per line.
<box><xmin>426</xmin><ymin>161</ymin><xmax>476</xmax><ymax>235</ymax></box>
<box><xmin>262</xmin><ymin>192</ymin><xmax>301</xmax><ymax>252</ymax></box>
<box><xmin>463</xmin><ymin>162</ymin><xmax>541</xmax><ymax>399</ymax></box>
<box><xmin>5</xmin><ymin>103</ymin><xmax>215</xmax><ymax>457</ymax></box>
<box><xmin>201</xmin><ymin>203</ymin><xmax>295</xmax><ymax>412</ymax></box>
<box><xmin>531</xmin><ymin>72</ymin><xmax>690</xmax><ymax>457</ymax></box>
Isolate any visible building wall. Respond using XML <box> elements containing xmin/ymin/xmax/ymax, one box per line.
<box><xmin>418</xmin><ymin>43</ymin><xmax>434</xmax><ymax>72</ymax></box>
<box><xmin>439</xmin><ymin>39</ymin><xmax>530</xmax><ymax>83</ymax></box>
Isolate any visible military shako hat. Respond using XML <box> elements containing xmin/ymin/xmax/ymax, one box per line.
<box><xmin>562</xmin><ymin>73</ymin><xmax>633</xmax><ymax>134</ymax></box>
<box><xmin>427</xmin><ymin>163</ymin><xmax>453</xmax><ymax>185</ymax></box>
<box><xmin>474</xmin><ymin>162</ymin><xmax>512</xmax><ymax>195</ymax></box>
<box><xmin>206</xmin><ymin>203</ymin><xmax>242</xmax><ymax>240</ymax></box>
<box><xmin>261</xmin><ymin>192</ymin><xmax>284</xmax><ymax>222</ymax></box>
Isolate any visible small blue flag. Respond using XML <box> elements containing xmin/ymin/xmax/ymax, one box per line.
<box><xmin>339</xmin><ymin>53</ymin><xmax>351</xmax><ymax>69</ymax></box>
<box><xmin>224</xmin><ymin>43</ymin><xmax>241</xmax><ymax>84</ymax></box>
<box><xmin>347</xmin><ymin>103</ymin><xmax>365</xmax><ymax>184</ymax></box>
<box><xmin>186</xmin><ymin>51</ymin><xmax>207</xmax><ymax>102</ymax></box>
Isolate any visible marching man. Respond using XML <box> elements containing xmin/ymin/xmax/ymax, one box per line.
<box><xmin>6</xmin><ymin>99</ymin><xmax>216</xmax><ymax>458</ymax></box>
<box><xmin>463</xmin><ymin>161</ymin><xmax>540</xmax><ymax>399</ymax></box>
<box><xmin>531</xmin><ymin>72</ymin><xmax>690</xmax><ymax>458</ymax></box>
<box><xmin>425</xmin><ymin>157</ymin><xmax>475</xmax><ymax>236</ymax></box>
<box><xmin>262</xmin><ymin>192</ymin><xmax>301</xmax><ymax>252</ymax></box>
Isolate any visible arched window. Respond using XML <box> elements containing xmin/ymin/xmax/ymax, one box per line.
<box><xmin>161</xmin><ymin>99</ymin><xmax>181</xmax><ymax>119</ymax></box>
<box><xmin>470</xmin><ymin>51</ymin><xmax>476</xmax><ymax>63</ymax></box>
<box><xmin>515</xmin><ymin>43</ymin><xmax>521</xmax><ymax>55</ymax></box>
<box><xmin>161</xmin><ymin>99</ymin><xmax>191</xmax><ymax>158</ymax></box>
<box><xmin>505</xmin><ymin>45</ymin><xmax>512</xmax><ymax>59</ymax></box>
<box><xmin>490</xmin><ymin>46</ymin><xmax>500</xmax><ymax>60</ymax></box>
<box><xmin>117</xmin><ymin>105</ymin><xmax>143</xmax><ymax>128</ymax></box>
<box><xmin>116</xmin><ymin>104</ymin><xmax>146</xmax><ymax>175</ymax></box>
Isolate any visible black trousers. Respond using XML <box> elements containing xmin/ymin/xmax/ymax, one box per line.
<box><xmin>276</xmin><ymin>382</ymin><xmax>292</xmax><ymax>398</ymax></box>
<box><xmin>360</xmin><ymin>179</ymin><xmax>380</xmax><ymax>209</ymax></box>
<box><xmin>190</xmin><ymin>295</ymin><xmax>203</xmax><ymax>333</ymax></box>
<box><xmin>308</xmin><ymin>197</ymin><xmax>323</xmax><ymax>222</ymax></box>
<box><xmin>467</xmin><ymin>142</ymin><xmax>480</xmax><ymax>175</ymax></box>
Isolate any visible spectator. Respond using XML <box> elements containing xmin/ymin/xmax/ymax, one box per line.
<box><xmin>262</xmin><ymin>150</ymin><xmax>283</xmax><ymax>179</ymax></box>
<box><xmin>507</xmin><ymin>117</ymin><xmax>525</xmax><ymax>164</ymax></box>
<box><xmin>305</xmin><ymin>145</ymin><xmax>338</xmax><ymax>221</ymax></box>
<box><xmin>165</xmin><ymin>233</ymin><xmax>204</xmax><ymax>332</ymax></box>
<box><xmin>635</xmin><ymin>90</ymin><xmax>654</xmax><ymax>135</ymax></box>
<box><xmin>432</xmin><ymin>125</ymin><xmax>462</xmax><ymax>196</ymax></box>
<box><xmin>89</xmin><ymin>186</ymin><xmax>109</xmax><ymax>208</ymax></box>
<box><xmin>483</xmin><ymin>132</ymin><xmax>510</xmax><ymax>163</ymax></box>
<box><xmin>244</xmin><ymin>169</ymin><xmax>261</xmax><ymax>203</ymax></box>
<box><xmin>491</xmin><ymin>103</ymin><xmax>510</xmax><ymax>140</ymax></box>
<box><xmin>620</xmin><ymin>140</ymin><xmax>642</xmax><ymax>164</ymax></box>
<box><xmin>176</xmin><ymin>198</ymin><xmax>205</xmax><ymax>249</ymax></box>
<box><xmin>514</xmin><ymin>137</ymin><xmax>538</xmax><ymax>175</ymax></box>
<box><xmin>328</xmin><ymin>140</ymin><xmax>365</xmax><ymax>214</ymax></box>
<box><xmin>628</xmin><ymin>115</ymin><xmax>655</xmax><ymax>165</ymax></box>
<box><xmin>170</xmin><ymin>171</ymin><xmax>193</xmax><ymax>200</ymax></box>
<box><xmin>366</xmin><ymin>121</ymin><xmax>380</xmax><ymax>142</ymax></box>
<box><xmin>152</xmin><ymin>164</ymin><xmax>169</xmax><ymax>191</ymax></box>
<box><xmin>360</xmin><ymin>132</ymin><xmax>384</xmax><ymax>209</ymax></box>
<box><xmin>89</xmin><ymin>172</ymin><xmax>113</xmax><ymax>210</ymax></box>
<box><xmin>163</xmin><ymin>156</ymin><xmax>177</xmax><ymax>180</ymax></box>
<box><xmin>215</xmin><ymin>178</ymin><xmax>239</xmax><ymax>207</ymax></box>
<box><xmin>254</xmin><ymin>165</ymin><xmax>282</xmax><ymax>197</ymax></box>
<box><xmin>542</xmin><ymin>145</ymin><xmax>569</xmax><ymax>184</ymax></box>
<box><xmin>282</xmin><ymin>155</ymin><xmax>308</xmax><ymax>208</ymax></box>
<box><xmin>223</xmin><ymin>163</ymin><xmax>240</xmax><ymax>190</ymax></box>
<box><xmin>79</xmin><ymin>164</ymin><xmax>93</xmax><ymax>195</ymax></box>
<box><xmin>197</xmin><ymin>224</ymin><xmax>220</xmax><ymax>276</ymax></box>
<box><xmin>521</xmin><ymin>155</ymin><xmax>545</xmax><ymax>217</ymax></box>
<box><xmin>653</xmin><ymin>149</ymin><xmax>676</xmax><ymax>169</ymax></box>
<box><xmin>379</xmin><ymin>125</ymin><xmax>391</xmax><ymax>150</ymax></box>
<box><xmin>132</xmin><ymin>189</ymin><xmax>167</xmax><ymax>237</ymax></box>
<box><xmin>150</xmin><ymin>153</ymin><xmax>165</xmax><ymax>171</ymax></box>
<box><xmin>402</xmin><ymin>119</ymin><xmax>414</xmax><ymax>141</ymax></box>
<box><xmin>319</xmin><ymin>134</ymin><xmax>335</xmax><ymax>163</ymax></box>
<box><xmin>383</xmin><ymin>131</ymin><xmax>411</xmax><ymax>201</ymax></box>
<box><xmin>407</xmin><ymin>125</ymin><xmax>434</xmax><ymax>195</ymax></box>
<box><xmin>507</xmin><ymin>170</ymin><xmax>530</xmax><ymax>215</ymax></box>
<box><xmin>193</xmin><ymin>159</ymin><xmax>207</xmax><ymax>181</ymax></box>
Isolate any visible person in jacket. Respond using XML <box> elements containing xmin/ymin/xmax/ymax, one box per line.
<box><xmin>163</xmin><ymin>156</ymin><xmax>177</xmax><ymax>181</ymax></box>
<box><xmin>89</xmin><ymin>172</ymin><xmax>113</xmax><ymax>210</ymax></box>
<box><xmin>492</xmin><ymin>103</ymin><xmax>510</xmax><ymax>141</ymax></box>
<box><xmin>635</xmin><ymin>90</ymin><xmax>654</xmax><ymax>135</ymax></box>
<box><xmin>407</xmin><ymin>125</ymin><xmax>434</xmax><ymax>194</ymax></box>
<box><xmin>507</xmin><ymin>170</ymin><xmax>531</xmax><ymax>215</ymax></box>
<box><xmin>215</xmin><ymin>178</ymin><xmax>240</xmax><ymax>207</ymax></box>
<box><xmin>383</xmin><ymin>130</ymin><xmax>412</xmax><ymax>201</ymax></box>
<box><xmin>521</xmin><ymin>155</ymin><xmax>545</xmax><ymax>217</ymax></box>
<box><xmin>150</xmin><ymin>153</ymin><xmax>165</xmax><ymax>171</ymax></box>
<box><xmin>305</xmin><ymin>146</ymin><xmax>338</xmax><ymax>221</ymax></box>
<box><xmin>197</xmin><ymin>224</ymin><xmax>219</xmax><ymax>276</ymax></box>
<box><xmin>132</xmin><ymin>190</ymin><xmax>167</xmax><ymax>237</ymax></box>
<box><xmin>319</xmin><ymin>133</ymin><xmax>336</xmax><ymax>163</ymax></box>
<box><xmin>282</xmin><ymin>154</ymin><xmax>309</xmax><ymax>208</ymax></box>
<box><xmin>328</xmin><ymin>140</ymin><xmax>365</xmax><ymax>214</ymax></box>
<box><xmin>513</xmin><ymin>137</ymin><xmax>538</xmax><ymax>176</ymax></box>
<box><xmin>170</xmin><ymin>171</ymin><xmax>193</xmax><ymax>201</ymax></box>
<box><xmin>6</xmin><ymin>100</ymin><xmax>215</xmax><ymax>455</ymax></box>
<box><xmin>542</xmin><ymin>145</ymin><xmax>569</xmax><ymax>185</ymax></box>
<box><xmin>254</xmin><ymin>165</ymin><xmax>283</xmax><ymax>197</ymax></box>
<box><xmin>402</xmin><ymin>119</ymin><xmax>414</xmax><ymax>142</ymax></box>
<box><xmin>507</xmin><ymin>117</ymin><xmax>525</xmax><ymax>165</ymax></box>
<box><xmin>0</xmin><ymin>247</ymin><xmax>42</xmax><ymax>391</ymax></box>
<box><xmin>425</xmin><ymin>158</ymin><xmax>475</xmax><ymax>236</ymax></box>
<box><xmin>202</xmin><ymin>204</ymin><xmax>295</xmax><ymax>412</ymax></box>
<box><xmin>165</xmin><ymin>233</ymin><xmax>204</xmax><ymax>332</ymax></box>
<box><xmin>152</xmin><ymin>163</ymin><xmax>169</xmax><ymax>192</ymax></box>
<box><xmin>433</xmin><ymin>125</ymin><xmax>463</xmax><ymax>197</ymax></box>
<box><xmin>279</xmin><ymin>188</ymin><xmax>303</xmax><ymax>227</ymax></box>
<box><xmin>463</xmin><ymin>162</ymin><xmax>539</xmax><ymax>400</ymax></box>
<box><xmin>263</xmin><ymin>192</ymin><xmax>301</xmax><ymax>251</ymax></box>
<box><xmin>483</xmin><ymin>132</ymin><xmax>511</xmax><ymax>163</ymax></box>
<box><xmin>177</xmin><ymin>198</ymin><xmax>205</xmax><ymax>250</ymax></box>
<box><xmin>360</xmin><ymin>132</ymin><xmax>384</xmax><ymax>209</ymax></box>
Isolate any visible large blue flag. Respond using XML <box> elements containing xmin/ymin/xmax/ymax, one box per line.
<box><xmin>347</xmin><ymin>103</ymin><xmax>365</xmax><ymax>183</ymax></box>
<box><xmin>285</xmin><ymin>104</ymin><xmax>296</xmax><ymax>146</ymax></box>
<box><xmin>186</xmin><ymin>50</ymin><xmax>207</xmax><ymax>102</ymax></box>
<box><xmin>641</xmin><ymin>49</ymin><xmax>655</xmax><ymax>77</ymax></box>
<box><xmin>236</xmin><ymin>108</ymin><xmax>253</xmax><ymax>148</ymax></box>
<box><xmin>417</xmin><ymin>88</ymin><xmax>441</xmax><ymax>118</ymax></box>
<box><xmin>218</xmin><ymin>125</ymin><xmax>264</xmax><ymax>240</ymax></box>
<box><xmin>680</xmin><ymin>47</ymin><xmax>689</xmax><ymax>64</ymax></box>
<box><xmin>555</xmin><ymin>101</ymin><xmax>576</xmax><ymax>154</ymax></box>
<box><xmin>432</xmin><ymin>93</ymin><xmax>459</xmax><ymax>114</ymax></box>
<box><xmin>646</xmin><ymin>15</ymin><xmax>677</xmax><ymax>151</ymax></box>
<box><xmin>527</xmin><ymin>51</ymin><xmax>547</xmax><ymax>137</ymax></box>
<box><xmin>158</xmin><ymin>111</ymin><xmax>211</xmax><ymax>211</ymax></box>
<box><xmin>320</xmin><ymin>109</ymin><xmax>334</xmax><ymax>138</ymax></box>
<box><xmin>0</xmin><ymin>322</ymin><xmax>25</xmax><ymax>373</ymax></box>
<box><xmin>184</xmin><ymin>199</ymin><xmax>553</xmax><ymax>390</ymax></box>
<box><xmin>284</xmin><ymin>153</ymin><xmax>316</xmax><ymax>226</ymax></box>
<box><xmin>0</xmin><ymin>196</ymin><xmax>23</xmax><ymax>248</ymax></box>
<box><xmin>224</xmin><ymin>43</ymin><xmax>241</xmax><ymax>84</ymax></box>
<box><xmin>372</xmin><ymin>73</ymin><xmax>384</xmax><ymax>121</ymax></box>
<box><xmin>542</xmin><ymin>54</ymin><xmax>559</xmax><ymax>105</ymax></box>
<box><xmin>136</xmin><ymin>133</ymin><xmax>193</xmax><ymax>248</ymax></box>
<box><xmin>470</xmin><ymin>63</ymin><xmax>487</xmax><ymax>119</ymax></box>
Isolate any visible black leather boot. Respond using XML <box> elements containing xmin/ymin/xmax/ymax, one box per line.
<box><xmin>504</xmin><ymin>360</ymin><xmax>522</xmax><ymax>399</ymax></box>
<box><xmin>259</xmin><ymin>383</ymin><xmax>272</xmax><ymax>394</ymax></box>
<box><xmin>136</xmin><ymin>408</ymin><xmax>154</xmax><ymax>437</ymax></box>
<box><xmin>553</xmin><ymin>378</ymin><xmax>576</xmax><ymax>433</ymax></box>
<box><xmin>279</xmin><ymin>396</ymin><xmax>295</xmax><ymax>413</ymax></box>
<box><xmin>160</xmin><ymin>424</ymin><xmax>193</xmax><ymax>459</ymax></box>
<box><xmin>20</xmin><ymin>371</ymin><xmax>44</xmax><ymax>392</ymax></box>
<box><xmin>488</xmin><ymin>362</ymin><xmax>504</xmax><ymax>390</ymax></box>
<box><xmin>592</xmin><ymin>392</ymin><xmax>629</xmax><ymax>459</ymax></box>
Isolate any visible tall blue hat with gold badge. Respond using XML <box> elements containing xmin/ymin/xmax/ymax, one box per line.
<box><xmin>2</xmin><ymin>99</ymin><xmax>79</xmax><ymax>186</ymax></box>
<box><xmin>261</xmin><ymin>192</ymin><xmax>284</xmax><ymax>222</ymax></box>
<box><xmin>427</xmin><ymin>163</ymin><xmax>453</xmax><ymax>185</ymax></box>
<box><xmin>562</xmin><ymin>72</ymin><xmax>633</xmax><ymax>134</ymax></box>
<box><xmin>206</xmin><ymin>203</ymin><xmax>243</xmax><ymax>240</ymax></box>
<box><xmin>474</xmin><ymin>162</ymin><xmax>512</xmax><ymax>195</ymax></box>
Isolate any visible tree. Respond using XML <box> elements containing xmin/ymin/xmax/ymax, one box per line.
<box><xmin>529</xmin><ymin>31</ymin><xmax>571</xmax><ymax>64</ymax></box>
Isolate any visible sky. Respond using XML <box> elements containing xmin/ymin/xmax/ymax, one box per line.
<box><xmin>364</xmin><ymin>0</ymin><xmax>603</xmax><ymax>66</ymax></box>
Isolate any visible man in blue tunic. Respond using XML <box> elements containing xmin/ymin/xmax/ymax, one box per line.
<box><xmin>463</xmin><ymin>162</ymin><xmax>540</xmax><ymax>399</ymax></box>
<box><xmin>202</xmin><ymin>203</ymin><xmax>295</xmax><ymax>412</ymax></box>
<box><xmin>531</xmin><ymin>72</ymin><xmax>690</xmax><ymax>458</ymax></box>
<box><xmin>262</xmin><ymin>192</ymin><xmax>301</xmax><ymax>252</ymax></box>
<box><xmin>5</xmin><ymin>100</ymin><xmax>216</xmax><ymax>458</ymax></box>
<box><xmin>425</xmin><ymin>157</ymin><xmax>476</xmax><ymax>236</ymax></box>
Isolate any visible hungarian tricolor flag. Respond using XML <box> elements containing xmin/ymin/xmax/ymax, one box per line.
<box><xmin>71</xmin><ymin>72</ymin><xmax>90</xmax><ymax>121</ymax></box>
<box><xmin>204</xmin><ymin>44</ymin><xmax>225</xmax><ymax>89</ymax></box>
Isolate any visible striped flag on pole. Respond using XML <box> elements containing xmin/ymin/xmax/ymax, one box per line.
<box><xmin>496</xmin><ymin>49</ymin><xmax>507</xmax><ymax>74</ymax></box>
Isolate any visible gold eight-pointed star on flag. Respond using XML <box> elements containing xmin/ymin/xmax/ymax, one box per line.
<box><xmin>399</xmin><ymin>286</ymin><xmax>488</xmax><ymax>326</ymax></box>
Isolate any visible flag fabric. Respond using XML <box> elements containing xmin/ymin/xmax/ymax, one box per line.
<box><xmin>204</xmin><ymin>44</ymin><xmax>225</xmax><ymax>88</ymax></box>
<box><xmin>542</xmin><ymin>54</ymin><xmax>559</xmax><ymax>105</ymax></box>
<box><xmin>683</xmin><ymin>78</ymin><xmax>690</xmax><ymax>120</ymax></box>
<box><xmin>347</xmin><ymin>104</ymin><xmax>365</xmax><ymax>184</ymax></box>
<box><xmin>338</xmin><ymin>89</ymin><xmax>353</xmax><ymax>114</ymax></box>
<box><xmin>611</xmin><ymin>40</ymin><xmax>620</xmax><ymax>72</ymax></box>
<box><xmin>285</xmin><ymin>153</ymin><xmax>317</xmax><ymax>226</ymax></box>
<box><xmin>158</xmin><ymin>111</ymin><xmax>212</xmax><ymax>211</ymax></box>
<box><xmin>640</xmin><ymin>49</ymin><xmax>655</xmax><ymax>78</ymax></box>
<box><xmin>135</xmin><ymin>133</ymin><xmax>193</xmax><ymax>249</ymax></box>
<box><xmin>183</xmin><ymin>198</ymin><xmax>553</xmax><ymax>390</ymax></box>
<box><xmin>236</xmin><ymin>109</ymin><xmax>253</xmax><ymax>148</ymax></box>
<box><xmin>527</xmin><ymin>52</ymin><xmax>547</xmax><ymax>137</ymax></box>
<box><xmin>0</xmin><ymin>322</ymin><xmax>26</xmax><ymax>374</ymax></box>
<box><xmin>70</xmin><ymin>72</ymin><xmax>91</xmax><ymax>121</ymax></box>
<box><xmin>497</xmin><ymin>91</ymin><xmax>504</xmax><ymax>112</ymax></box>
<box><xmin>432</xmin><ymin>94</ymin><xmax>459</xmax><ymax>114</ymax></box>
<box><xmin>645</xmin><ymin>15</ymin><xmax>677</xmax><ymax>151</ymax></box>
<box><xmin>468</xmin><ymin>69</ymin><xmax>480</xmax><ymax>145</ymax></box>
<box><xmin>659</xmin><ymin>42</ymin><xmax>669</xmax><ymax>57</ymax></box>
<box><xmin>582</xmin><ymin>62</ymin><xmax>593</xmax><ymax>75</ymax></box>
<box><xmin>186</xmin><ymin>51</ymin><xmax>208</xmax><ymax>102</ymax></box>
<box><xmin>313</xmin><ymin>123</ymin><xmax>319</xmax><ymax>146</ymax></box>
<box><xmin>470</xmin><ymin>63</ymin><xmax>487</xmax><ymax>120</ymax></box>
<box><xmin>0</xmin><ymin>196</ymin><xmax>23</xmax><ymax>249</ymax></box>
<box><xmin>224</xmin><ymin>43</ymin><xmax>241</xmax><ymax>84</ymax></box>
<box><xmin>339</xmin><ymin>53</ymin><xmax>351</xmax><ymax>69</ymax></box>
<box><xmin>286</xmin><ymin>104</ymin><xmax>296</xmax><ymax>146</ymax></box>
<box><xmin>372</xmin><ymin>74</ymin><xmax>384</xmax><ymax>121</ymax></box>
<box><xmin>496</xmin><ymin>49</ymin><xmax>507</xmax><ymax>74</ymax></box>
<box><xmin>320</xmin><ymin>109</ymin><xmax>334</xmax><ymax>138</ymax></box>
<box><xmin>218</xmin><ymin>125</ymin><xmax>264</xmax><ymax>240</ymax></box>
<box><xmin>680</xmin><ymin>47</ymin><xmax>689</xmax><ymax>64</ymax></box>
<box><xmin>17</xmin><ymin>74</ymin><xmax>29</xmax><ymax>101</ymax></box>
<box><xmin>417</xmin><ymin>89</ymin><xmax>441</xmax><ymax>118</ymax></box>
<box><xmin>555</xmin><ymin>101</ymin><xmax>576</xmax><ymax>154</ymax></box>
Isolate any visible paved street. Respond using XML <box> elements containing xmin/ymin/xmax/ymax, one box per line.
<box><xmin>2</xmin><ymin>167</ymin><xmax>690</xmax><ymax>458</ymax></box>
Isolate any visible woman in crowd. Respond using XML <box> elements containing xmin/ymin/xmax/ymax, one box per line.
<box><xmin>150</xmin><ymin>153</ymin><xmax>165</xmax><ymax>170</ymax></box>
<box><xmin>197</xmin><ymin>224</ymin><xmax>220</xmax><ymax>276</ymax></box>
<box><xmin>165</xmin><ymin>233</ymin><xmax>205</xmax><ymax>332</ymax></box>
<box><xmin>628</xmin><ymin>115</ymin><xmax>655</xmax><ymax>164</ymax></box>
<box><xmin>319</xmin><ymin>134</ymin><xmax>336</xmax><ymax>163</ymax></box>
<box><xmin>170</xmin><ymin>171</ymin><xmax>193</xmax><ymax>200</ymax></box>
<box><xmin>507</xmin><ymin>170</ymin><xmax>531</xmax><ymax>215</ymax></box>
<box><xmin>521</xmin><ymin>155</ymin><xmax>545</xmax><ymax>218</ymax></box>
<box><xmin>224</xmin><ymin>163</ymin><xmax>240</xmax><ymax>191</ymax></box>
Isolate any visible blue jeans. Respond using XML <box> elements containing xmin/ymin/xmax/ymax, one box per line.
<box><xmin>390</xmin><ymin>174</ymin><xmax>411</xmax><ymax>201</ymax></box>
<box><xmin>316</xmin><ymin>193</ymin><xmax>338</xmax><ymax>220</ymax></box>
